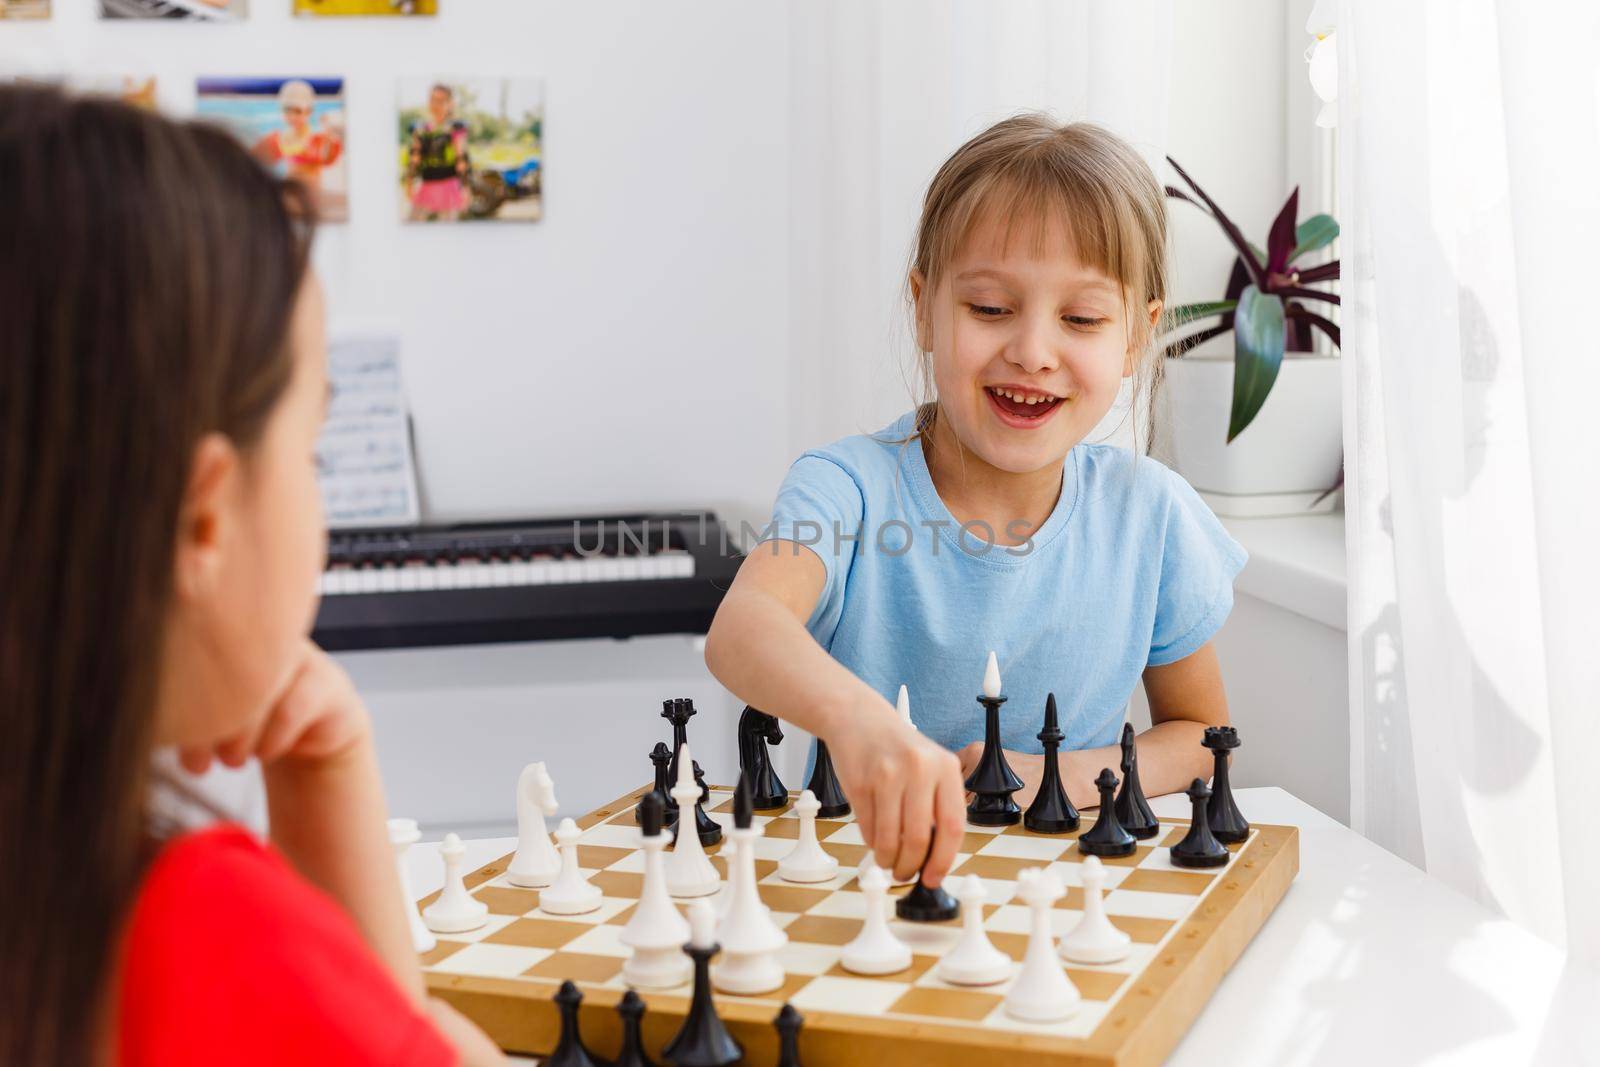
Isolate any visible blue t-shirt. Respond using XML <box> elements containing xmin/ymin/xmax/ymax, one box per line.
<box><xmin>759</xmin><ymin>411</ymin><xmax>1247</xmax><ymax>756</ymax></box>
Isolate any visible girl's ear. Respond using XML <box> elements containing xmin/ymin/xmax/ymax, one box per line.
<box><xmin>1126</xmin><ymin>298</ymin><xmax>1164</xmax><ymax>377</ymax></box>
<box><xmin>172</xmin><ymin>433</ymin><xmax>240</xmax><ymax>603</ymax></box>
<box><xmin>909</xmin><ymin>269</ymin><xmax>932</xmax><ymax>353</ymax></box>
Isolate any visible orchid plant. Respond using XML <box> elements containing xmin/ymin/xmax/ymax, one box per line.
<box><xmin>1163</xmin><ymin>156</ymin><xmax>1341</xmax><ymax>443</ymax></box>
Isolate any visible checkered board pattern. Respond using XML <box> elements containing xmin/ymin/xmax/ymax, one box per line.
<box><xmin>419</xmin><ymin>784</ymin><xmax>1298</xmax><ymax>1067</ymax></box>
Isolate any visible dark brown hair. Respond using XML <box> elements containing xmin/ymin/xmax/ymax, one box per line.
<box><xmin>0</xmin><ymin>84</ymin><xmax>315</xmax><ymax>1065</ymax></box>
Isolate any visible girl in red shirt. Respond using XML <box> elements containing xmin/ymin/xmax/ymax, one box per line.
<box><xmin>0</xmin><ymin>85</ymin><xmax>503</xmax><ymax>1066</ymax></box>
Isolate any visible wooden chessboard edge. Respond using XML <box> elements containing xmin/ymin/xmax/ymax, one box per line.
<box><xmin>1088</xmin><ymin>824</ymin><xmax>1301</xmax><ymax>1066</ymax></box>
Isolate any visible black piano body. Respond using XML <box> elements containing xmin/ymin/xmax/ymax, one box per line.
<box><xmin>312</xmin><ymin>511</ymin><xmax>745</xmax><ymax>651</ymax></box>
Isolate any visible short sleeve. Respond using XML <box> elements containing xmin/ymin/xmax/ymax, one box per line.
<box><xmin>758</xmin><ymin>454</ymin><xmax>866</xmax><ymax>630</ymax></box>
<box><xmin>118</xmin><ymin>826</ymin><xmax>455</xmax><ymax>1067</ymax></box>
<box><xmin>1147</xmin><ymin>468</ymin><xmax>1248</xmax><ymax>666</ymax></box>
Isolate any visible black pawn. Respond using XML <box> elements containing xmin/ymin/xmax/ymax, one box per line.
<box><xmin>547</xmin><ymin>980</ymin><xmax>606</xmax><ymax>1067</ymax></box>
<box><xmin>964</xmin><ymin>688</ymin><xmax>1024</xmax><ymax>826</ymax></box>
<box><xmin>1024</xmin><ymin>694</ymin><xmax>1079</xmax><ymax>834</ymax></box>
<box><xmin>805</xmin><ymin>740</ymin><xmax>850</xmax><ymax>818</ymax></box>
<box><xmin>1203</xmin><ymin>726</ymin><xmax>1250</xmax><ymax>843</ymax></box>
<box><xmin>774</xmin><ymin>1004</ymin><xmax>804</xmax><ymax>1067</ymax></box>
<box><xmin>689</xmin><ymin>761</ymin><xmax>721</xmax><ymax>847</ymax></box>
<box><xmin>661</xmin><ymin>929</ymin><xmax>742</xmax><ymax>1067</ymax></box>
<box><xmin>894</xmin><ymin>874</ymin><xmax>960</xmax><ymax>922</ymax></box>
<box><xmin>1171</xmin><ymin>777</ymin><xmax>1230</xmax><ymax>868</ymax></box>
<box><xmin>1112</xmin><ymin>723</ymin><xmax>1159</xmax><ymax>840</ymax></box>
<box><xmin>1076</xmin><ymin>768</ymin><xmax>1136</xmax><ymax>858</ymax></box>
<box><xmin>613</xmin><ymin>990</ymin><xmax>655</xmax><ymax>1067</ymax></box>
<box><xmin>737</xmin><ymin>706</ymin><xmax>788</xmax><ymax>809</ymax></box>
<box><xmin>640</xmin><ymin>741</ymin><xmax>674</xmax><ymax>827</ymax></box>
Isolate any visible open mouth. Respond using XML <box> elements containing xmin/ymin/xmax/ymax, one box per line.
<box><xmin>985</xmin><ymin>385</ymin><xmax>1065</xmax><ymax>424</ymax></box>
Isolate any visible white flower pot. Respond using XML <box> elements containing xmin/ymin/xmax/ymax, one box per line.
<box><xmin>1163</xmin><ymin>352</ymin><xmax>1343</xmax><ymax>517</ymax></box>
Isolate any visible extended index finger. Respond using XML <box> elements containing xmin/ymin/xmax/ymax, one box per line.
<box><xmin>922</xmin><ymin>759</ymin><xmax>966</xmax><ymax>887</ymax></box>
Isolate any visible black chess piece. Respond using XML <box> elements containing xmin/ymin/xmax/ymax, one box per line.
<box><xmin>894</xmin><ymin>873</ymin><xmax>960</xmax><ymax>922</ymax></box>
<box><xmin>613</xmin><ymin>990</ymin><xmax>656</xmax><ymax>1067</ymax></box>
<box><xmin>1203</xmin><ymin>726</ymin><xmax>1250</xmax><ymax>843</ymax></box>
<box><xmin>661</xmin><ymin>924</ymin><xmax>742</xmax><ymax>1067</ymax></box>
<box><xmin>640</xmin><ymin>741</ymin><xmax>674</xmax><ymax>827</ymax></box>
<box><xmin>662</xmin><ymin>697</ymin><xmax>697</xmax><ymax>797</ymax></box>
<box><xmin>805</xmin><ymin>739</ymin><xmax>850</xmax><ymax>819</ymax></box>
<box><xmin>1023</xmin><ymin>694</ymin><xmax>1079</xmax><ymax>834</ymax></box>
<box><xmin>689</xmin><ymin>761</ymin><xmax>722</xmax><ymax>847</ymax></box>
<box><xmin>546</xmin><ymin>980</ymin><xmax>606</xmax><ymax>1067</ymax></box>
<box><xmin>1076</xmin><ymin>768</ymin><xmax>1137</xmax><ymax>858</ymax></box>
<box><xmin>1171</xmin><ymin>778</ymin><xmax>1230</xmax><ymax>868</ymax></box>
<box><xmin>774</xmin><ymin>1003</ymin><xmax>804</xmax><ymax>1067</ymax></box>
<box><xmin>964</xmin><ymin>682</ymin><xmax>1023</xmax><ymax>826</ymax></box>
<box><xmin>1112</xmin><ymin>723</ymin><xmax>1159</xmax><ymax>840</ymax></box>
<box><xmin>737</xmin><ymin>706</ymin><xmax>788</xmax><ymax>809</ymax></box>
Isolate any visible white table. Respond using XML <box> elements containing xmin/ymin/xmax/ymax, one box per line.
<box><xmin>406</xmin><ymin>787</ymin><xmax>1597</xmax><ymax>1066</ymax></box>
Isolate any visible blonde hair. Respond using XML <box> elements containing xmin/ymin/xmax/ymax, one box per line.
<box><xmin>902</xmin><ymin>114</ymin><xmax>1170</xmax><ymax>454</ymax></box>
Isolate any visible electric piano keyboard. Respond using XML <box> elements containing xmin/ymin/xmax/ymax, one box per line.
<box><xmin>311</xmin><ymin>512</ymin><xmax>744</xmax><ymax>651</ymax></box>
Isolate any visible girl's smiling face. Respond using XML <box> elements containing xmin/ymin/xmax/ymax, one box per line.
<box><xmin>911</xmin><ymin>210</ymin><xmax>1160</xmax><ymax>475</ymax></box>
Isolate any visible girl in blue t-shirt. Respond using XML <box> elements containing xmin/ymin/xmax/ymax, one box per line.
<box><xmin>705</xmin><ymin>114</ymin><xmax>1246</xmax><ymax>891</ymax></box>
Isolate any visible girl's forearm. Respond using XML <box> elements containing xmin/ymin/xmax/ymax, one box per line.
<box><xmin>1065</xmin><ymin>720</ymin><xmax>1215</xmax><ymax>806</ymax></box>
<box><xmin>263</xmin><ymin>738</ymin><xmax>425</xmax><ymax>1004</ymax></box>
<box><xmin>704</xmin><ymin>585</ymin><xmax>879</xmax><ymax>740</ymax></box>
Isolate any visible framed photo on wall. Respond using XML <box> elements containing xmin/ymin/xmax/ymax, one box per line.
<box><xmin>398</xmin><ymin>77</ymin><xmax>543</xmax><ymax>223</ymax></box>
<box><xmin>197</xmin><ymin>76</ymin><xmax>348</xmax><ymax>221</ymax></box>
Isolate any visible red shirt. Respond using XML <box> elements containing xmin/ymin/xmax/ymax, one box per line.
<box><xmin>118</xmin><ymin>824</ymin><xmax>455</xmax><ymax>1067</ymax></box>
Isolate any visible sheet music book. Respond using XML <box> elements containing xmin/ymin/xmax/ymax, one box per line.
<box><xmin>316</xmin><ymin>332</ymin><xmax>421</xmax><ymax>529</ymax></box>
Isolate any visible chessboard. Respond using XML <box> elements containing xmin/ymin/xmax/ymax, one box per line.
<box><xmin>417</xmin><ymin>783</ymin><xmax>1298</xmax><ymax>1067</ymax></box>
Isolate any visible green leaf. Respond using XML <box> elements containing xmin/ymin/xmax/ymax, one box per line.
<box><xmin>1167</xmin><ymin>300</ymin><xmax>1237</xmax><ymax>328</ymax></box>
<box><xmin>1228</xmin><ymin>286</ymin><xmax>1286</xmax><ymax>442</ymax></box>
<box><xmin>1289</xmin><ymin>214</ymin><xmax>1339</xmax><ymax>264</ymax></box>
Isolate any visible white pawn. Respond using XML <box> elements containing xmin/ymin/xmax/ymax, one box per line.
<box><xmin>896</xmin><ymin>684</ymin><xmax>916</xmax><ymax>731</ymax></box>
<box><xmin>1005</xmin><ymin>868</ymin><xmax>1080</xmax><ymax>1022</ymax></box>
<box><xmin>621</xmin><ymin>794</ymin><xmax>692</xmax><ymax>989</ymax></box>
<box><xmin>936</xmin><ymin>874</ymin><xmax>1010</xmax><ymax>986</ymax></box>
<box><xmin>1059</xmin><ymin>855</ymin><xmax>1131</xmax><ymax>964</ymax></box>
<box><xmin>388</xmin><ymin>817</ymin><xmax>435</xmax><ymax>953</ymax></box>
<box><xmin>507</xmin><ymin>761</ymin><xmax>560</xmax><ymax>888</ymax></box>
<box><xmin>664</xmin><ymin>744</ymin><xmax>720</xmax><ymax>898</ymax></box>
<box><xmin>840</xmin><ymin>859</ymin><xmax>911</xmax><ymax>975</ymax></box>
<box><xmin>538</xmin><ymin>817</ymin><xmax>603</xmax><ymax>915</ymax></box>
<box><xmin>711</xmin><ymin>787</ymin><xmax>787</xmax><ymax>994</ymax></box>
<box><xmin>423</xmin><ymin>832</ymin><xmax>488</xmax><ymax>934</ymax></box>
<box><xmin>777</xmin><ymin>789</ymin><xmax>838</xmax><ymax>883</ymax></box>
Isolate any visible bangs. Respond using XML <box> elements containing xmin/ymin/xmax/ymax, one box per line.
<box><xmin>926</xmin><ymin>150</ymin><xmax>1155</xmax><ymax>308</ymax></box>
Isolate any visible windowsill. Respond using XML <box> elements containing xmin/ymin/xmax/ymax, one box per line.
<box><xmin>1221</xmin><ymin>512</ymin><xmax>1347</xmax><ymax>632</ymax></box>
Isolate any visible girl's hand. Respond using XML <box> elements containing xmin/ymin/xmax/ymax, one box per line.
<box><xmin>824</xmin><ymin>695</ymin><xmax>966</xmax><ymax>887</ymax></box>
<box><xmin>178</xmin><ymin>639</ymin><xmax>372</xmax><ymax>774</ymax></box>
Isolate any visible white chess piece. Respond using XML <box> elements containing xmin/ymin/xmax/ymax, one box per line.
<box><xmin>896</xmin><ymin>684</ymin><xmax>915</xmax><ymax>731</ymax></box>
<box><xmin>777</xmin><ymin>789</ymin><xmax>838</xmax><ymax>883</ymax></box>
<box><xmin>422</xmin><ymin>832</ymin><xmax>489</xmax><ymax>933</ymax></box>
<box><xmin>1059</xmin><ymin>855</ymin><xmax>1131</xmax><ymax>964</ymax></box>
<box><xmin>664</xmin><ymin>744</ymin><xmax>720</xmax><ymax>898</ymax></box>
<box><xmin>711</xmin><ymin>803</ymin><xmax>787</xmax><ymax>994</ymax></box>
<box><xmin>935</xmin><ymin>874</ymin><xmax>1010</xmax><ymax>986</ymax></box>
<box><xmin>620</xmin><ymin>799</ymin><xmax>692</xmax><ymax>989</ymax></box>
<box><xmin>1005</xmin><ymin>868</ymin><xmax>1081</xmax><ymax>1022</ymax></box>
<box><xmin>507</xmin><ymin>761</ymin><xmax>561</xmax><ymax>888</ymax></box>
<box><xmin>840</xmin><ymin>859</ymin><xmax>911</xmax><ymax>975</ymax></box>
<box><xmin>388</xmin><ymin>817</ymin><xmax>435</xmax><ymax>953</ymax></box>
<box><xmin>537</xmin><ymin>817</ymin><xmax>603</xmax><ymax>915</ymax></box>
<box><xmin>982</xmin><ymin>650</ymin><xmax>1002</xmax><ymax>699</ymax></box>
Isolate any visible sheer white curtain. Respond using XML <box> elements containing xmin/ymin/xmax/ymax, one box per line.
<box><xmin>785</xmin><ymin>0</ymin><xmax>1175</xmax><ymax>460</ymax></box>
<box><xmin>1341</xmin><ymin>0</ymin><xmax>1600</xmax><ymax>962</ymax></box>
